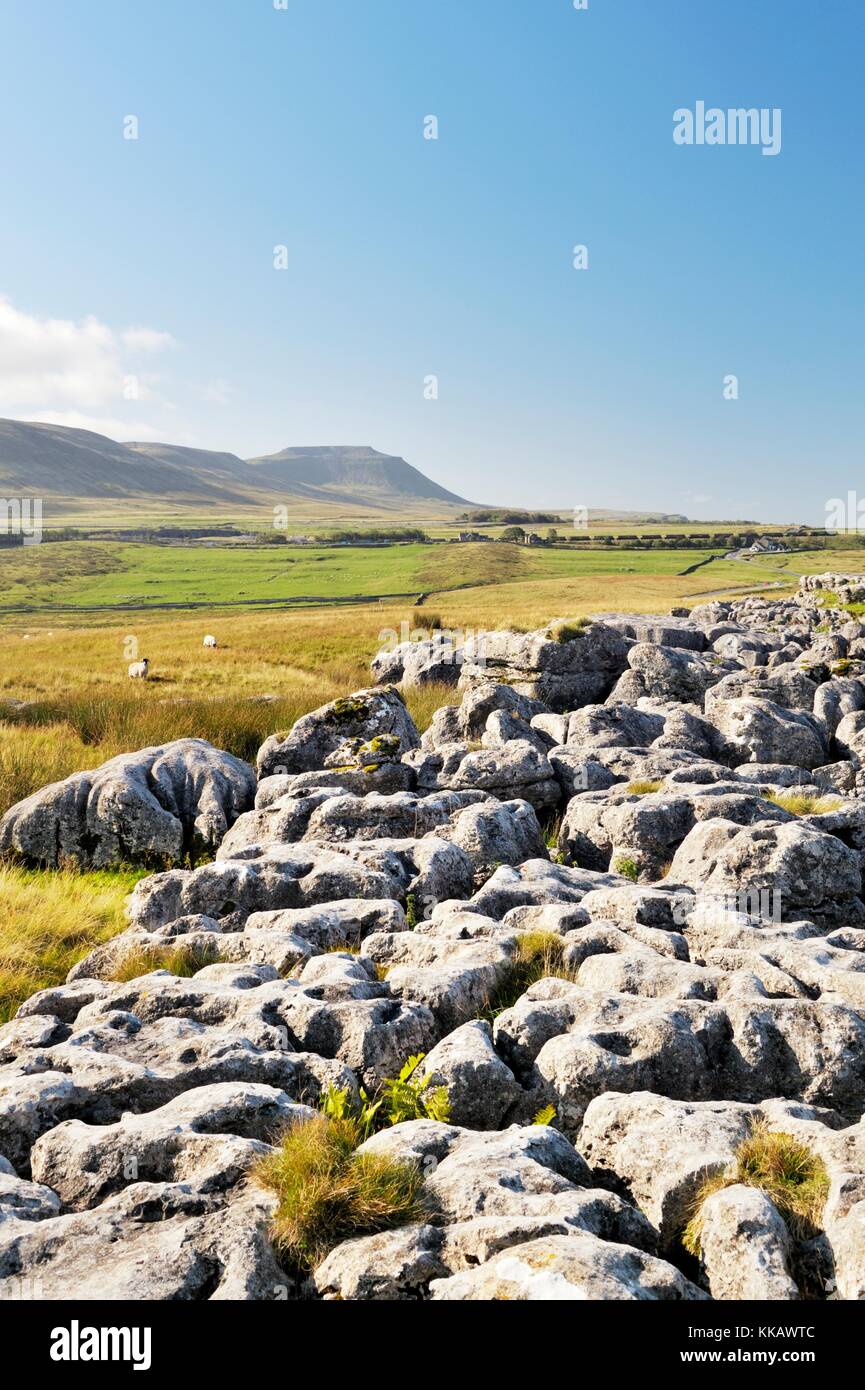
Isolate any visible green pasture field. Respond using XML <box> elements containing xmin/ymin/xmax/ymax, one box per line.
<box><xmin>0</xmin><ymin>540</ymin><xmax>733</xmax><ymax>615</ymax></box>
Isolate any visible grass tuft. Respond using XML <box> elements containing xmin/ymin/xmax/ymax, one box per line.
<box><xmin>682</xmin><ymin>1121</ymin><xmax>830</xmax><ymax>1259</ymax></box>
<box><xmin>764</xmin><ymin>790</ymin><xmax>843</xmax><ymax>817</ymax></box>
<box><xmin>613</xmin><ymin>854</ymin><xmax>640</xmax><ymax>882</ymax></box>
<box><xmin>626</xmin><ymin>779</ymin><xmax>664</xmax><ymax>796</ymax></box>
<box><xmin>109</xmin><ymin>942</ymin><xmax>220</xmax><ymax>982</ymax></box>
<box><xmin>254</xmin><ymin>1112</ymin><xmax>425</xmax><ymax>1276</ymax></box>
<box><xmin>482</xmin><ymin>931</ymin><xmax>579</xmax><ymax>1018</ymax></box>
<box><xmin>547</xmin><ymin>617</ymin><xmax>592</xmax><ymax>644</ymax></box>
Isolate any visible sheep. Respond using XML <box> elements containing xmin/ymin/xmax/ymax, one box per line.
<box><xmin>203</xmin><ymin>635</ymin><xmax>218</xmax><ymax>649</ymax></box>
<box><xmin>128</xmin><ymin>658</ymin><xmax>150</xmax><ymax>679</ymax></box>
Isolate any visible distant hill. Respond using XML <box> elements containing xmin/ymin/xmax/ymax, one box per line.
<box><xmin>245</xmin><ymin>445</ymin><xmax>473</xmax><ymax>508</ymax></box>
<box><xmin>0</xmin><ymin>421</ymin><xmax>262</xmax><ymax>506</ymax></box>
<box><xmin>0</xmin><ymin>420</ymin><xmax>475</xmax><ymax>515</ymax></box>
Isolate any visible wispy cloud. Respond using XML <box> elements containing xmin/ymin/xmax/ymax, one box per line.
<box><xmin>0</xmin><ymin>296</ymin><xmax>176</xmax><ymax>436</ymax></box>
<box><xmin>121</xmin><ymin>326</ymin><xmax>177</xmax><ymax>353</ymax></box>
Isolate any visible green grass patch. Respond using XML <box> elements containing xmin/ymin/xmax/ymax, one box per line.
<box><xmin>254</xmin><ymin>1112</ymin><xmax>425</xmax><ymax>1276</ymax></box>
<box><xmin>682</xmin><ymin>1122</ymin><xmax>830</xmax><ymax>1259</ymax></box>
<box><xmin>0</xmin><ymin>863</ymin><xmax>146</xmax><ymax>1021</ymax></box>
<box><xmin>109</xmin><ymin>942</ymin><xmax>220</xmax><ymax>982</ymax></box>
<box><xmin>547</xmin><ymin>617</ymin><xmax>592</xmax><ymax>643</ymax></box>
<box><xmin>482</xmin><ymin>931</ymin><xmax>579</xmax><ymax>1018</ymax></box>
<box><xmin>613</xmin><ymin>854</ymin><xmax>640</xmax><ymax>882</ymax></box>
<box><xmin>626</xmin><ymin>779</ymin><xmax>664</xmax><ymax>796</ymax></box>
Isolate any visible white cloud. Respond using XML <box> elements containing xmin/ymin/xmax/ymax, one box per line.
<box><xmin>122</xmin><ymin>326</ymin><xmax>177</xmax><ymax>353</ymax></box>
<box><xmin>0</xmin><ymin>297</ymin><xmax>175</xmax><ymax>420</ymax></box>
<box><xmin>33</xmin><ymin>410</ymin><xmax>173</xmax><ymax>442</ymax></box>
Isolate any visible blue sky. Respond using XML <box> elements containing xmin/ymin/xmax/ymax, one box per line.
<box><xmin>0</xmin><ymin>0</ymin><xmax>862</xmax><ymax>521</ymax></box>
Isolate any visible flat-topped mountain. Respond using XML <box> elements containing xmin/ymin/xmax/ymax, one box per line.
<box><xmin>245</xmin><ymin>445</ymin><xmax>473</xmax><ymax>507</ymax></box>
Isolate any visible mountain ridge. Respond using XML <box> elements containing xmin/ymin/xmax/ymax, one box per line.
<box><xmin>0</xmin><ymin>420</ymin><xmax>476</xmax><ymax>511</ymax></box>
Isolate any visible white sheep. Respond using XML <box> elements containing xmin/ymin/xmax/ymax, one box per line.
<box><xmin>203</xmin><ymin>635</ymin><xmax>218</xmax><ymax>649</ymax></box>
<box><xmin>128</xmin><ymin>658</ymin><xmax>150</xmax><ymax>679</ymax></box>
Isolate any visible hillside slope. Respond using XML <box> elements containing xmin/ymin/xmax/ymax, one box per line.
<box><xmin>244</xmin><ymin>445</ymin><xmax>474</xmax><ymax>507</ymax></box>
<box><xmin>0</xmin><ymin>421</ymin><xmax>262</xmax><ymax>505</ymax></box>
<box><xmin>0</xmin><ymin>420</ymin><xmax>473</xmax><ymax>514</ymax></box>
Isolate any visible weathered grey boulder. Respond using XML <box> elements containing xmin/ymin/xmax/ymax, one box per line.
<box><xmin>482</xmin><ymin>708</ymin><xmax>551</xmax><ymax>754</ymax></box>
<box><xmin>29</xmin><ymin>1082</ymin><xmax>313</xmax><ymax>1211</ymax></box>
<box><xmin>704</xmin><ymin>667</ymin><xmax>819</xmax><ymax>716</ymax></box>
<box><xmin>0</xmin><ymin>1181</ymin><xmax>287</xmax><ymax>1300</ymax></box>
<box><xmin>814</xmin><ymin>678</ymin><xmax>865</xmax><ymax>739</ymax></box>
<box><xmin>579</xmin><ymin>1092</ymin><xmax>760</xmax><ymax>1248</ymax></box>
<box><xmin>0</xmin><ymin>739</ymin><xmax>256</xmax><ymax>869</ymax></box>
<box><xmin>458</xmin><ymin>623</ymin><xmax>631</xmax><ymax>712</ymax></box>
<box><xmin>668</xmin><ymin>818</ymin><xmax>863</xmax><ymax>923</ymax></box>
<box><xmin>429</xmin><ymin>1233</ymin><xmax>707</xmax><ymax>1300</ymax></box>
<box><xmin>834</xmin><ymin>710</ymin><xmax>865</xmax><ymax>762</ymax></box>
<box><xmin>0</xmin><ymin>1163</ymin><xmax>60</xmax><ymax>1224</ymax></box>
<box><xmin>445</xmin><ymin>741</ymin><xmax>560</xmax><ymax>812</ymax></box>
<box><xmin>367</xmin><ymin>933</ymin><xmax>511</xmax><ymax>1034</ymax></box>
<box><xmin>601</xmin><ymin>614</ymin><xmax>707</xmax><ymax>651</ymax></box>
<box><xmin>651</xmin><ymin>708</ymin><xmax>721</xmax><ymax>759</ymax></box>
<box><xmin>566</xmin><ymin>703</ymin><xmax>665</xmax><ymax>752</ymax></box>
<box><xmin>257</xmin><ymin>687</ymin><xmax>419</xmax><ymax>778</ymax></box>
<box><xmin>558</xmin><ymin>791</ymin><xmax>695</xmax><ymax>879</ymax></box>
<box><xmin>417</xmin><ymin>1021</ymin><xmax>522</xmax><ymax>1129</ymax></box>
<box><xmin>221</xmin><ymin>788</ymin><xmax>485</xmax><ymax>858</ymax></box>
<box><xmin>217</xmin><ymin>787</ymin><xmax>339</xmax><ymax>856</ymax></box>
<box><xmin>697</xmin><ymin>1184</ymin><xmax>799</xmax><ymax>1300</ymax></box>
<box><xmin>243</xmin><ymin>898</ymin><xmax>406</xmax><ymax>950</ymax></box>
<box><xmin>127</xmin><ymin>846</ymin><xmax>404</xmax><ymax>931</ymax></box>
<box><xmin>371</xmin><ymin>636</ymin><xmax>462</xmax><ymax>688</ymax></box>
<box><xmin>708</xmin><ymin>697</ymin><xmax>828</xmax><ymax>768</ymax></box>
<box><xmin>466</xmin><ymin>859</ymin><xmax>625</xmax><ymax>919</ymax></box>
<box><xmin>128</xmin><ymin>837</ymin><xmax>472</xmax><ymax>933</ymax></box>
<box><xmin>313</xmin><ymin>1224</ymin><xmax>449</xmax><ymax>1300</ymax></box>
<box><xmin>455</xmin><ymin>682</ymin><xmax>547</xmax><ymax>740</ymax></box>
<box><xmin>579</xmin><ymin>884</ymin><xmax>686</xmax><ymax>930</ymax></box>
<box><xmin>547</xmin><ymin>749</ymin><xmax>617</xmax><ymax>799</ymax></box>
<box><xmin>621</xmin><ymin>643</ymin><xmax>720</xmax><ymax>704</ymax></box>
<box><xmin>438</xmin><ymin>799</ymin><xmax>546</xmax><ymax>884</ymax></box>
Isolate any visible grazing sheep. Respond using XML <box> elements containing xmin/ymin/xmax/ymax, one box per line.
<box><xmin>203</xmin><ymin>635</ymin><xmax>218</xmax><ymax>649</ymax></box>
<box><xmin>128</xmin><ymin>658</ymin><xmax>150</xmax><ymax>680</ymax></box>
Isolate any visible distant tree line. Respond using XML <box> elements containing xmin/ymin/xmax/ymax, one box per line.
<box><xmin>312</xmin><ymin>528</ymin><xmax>430</xmax><ymax>544</ymax></box>
<box><xmin>459</xmin><ymin>509</ymin><xmax>562</xmax><ymax>525</ymax></box>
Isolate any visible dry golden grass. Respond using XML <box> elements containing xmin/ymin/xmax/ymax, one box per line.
<box><xmin>255</xmin><ymin>1112</ymin><xmax>425</xmax><ymax>1275</ymax></box>
<box><xmin>682</xmin><ymin>1121</ymin><xmax>830</xmax><ymax>1258</ymax></box>
<box><xmin>109</xmin><ymin>942</ymin><xmax>221</xmax><ymax>982</ymax></box>
<box><xmin>0</xmin><ymin>617</ymin><xmax>456</xmax><ymax>819</ymax></box>
<box><xmin>0</xmin><ymin>864</ymin><xmax>145</xmax><ymax>1022</ymax></box>
<box><xmin>482</xmin><ymin>931</ymin><xmax>579</xmax><ymax>1019</ymax></box>
<box><xmin>764</xmin><ymin>790</ymin><xmax>844</xmax><ymax>817</ymax></box>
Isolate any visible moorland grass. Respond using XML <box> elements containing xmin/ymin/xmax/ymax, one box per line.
<box><xmin>109</xmin><ymin>942</ymin><xmax>221</xmax><ymax>982</ymax></box>
<box><xmin>482</xmin><ymin>931</ymin><xmax>579</xmax><ymax>1018</ymax></box>
<box><xmin>682</xmin><ymin>1121</ymin><xmax>830</xmax><ymax>1258</ymax></box>
<box><xmin>255</xmin><ymin>1112</ymin><xmax>425</xmax><ymax>1275</ymax></box>
<box><xmin>764</xmin><ymin>790</ymin><xmax>844</xmax><ymax>817</ymax></box>
<box><xmin>0</xmin><ymin>863</ymin><xmax>146</xmax><ymax>1021</ymax></box>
